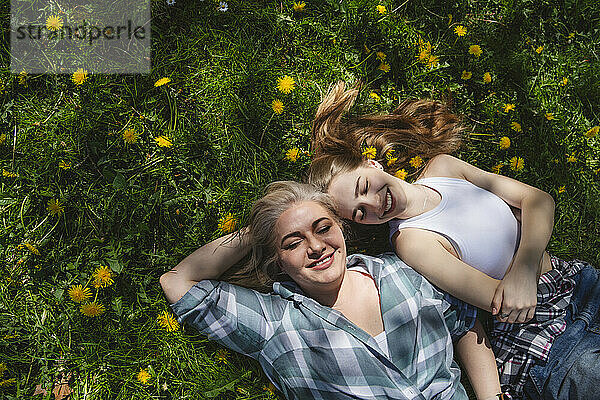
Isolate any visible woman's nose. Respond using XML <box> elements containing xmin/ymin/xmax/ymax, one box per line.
<box><xmin>306</xmin><ymin>235</ymin><xmax>326</xmax><ymax>255</ymax></box>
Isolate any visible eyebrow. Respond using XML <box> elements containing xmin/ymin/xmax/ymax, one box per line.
<box><xmin>351</xmin><ymin>176</ymin><xmax>360</xmax><ymax>221</ymax></box>
<box><xmin>280</xmin><ymin>217</ymin><xmax>330</xmax><ymax>246</ymax></box>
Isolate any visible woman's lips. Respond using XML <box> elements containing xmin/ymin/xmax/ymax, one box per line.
<box><xmin>307</xmin><ymin>252</ymin><xmax>335</xmax><ymax>270</ymax></box>
<box><xmin>382</xmin><ymin>187</ymin><xmax>395</xmax><ymax>218</ymax></box>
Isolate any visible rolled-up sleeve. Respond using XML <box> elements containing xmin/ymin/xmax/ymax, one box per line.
<box><xmin>170</xmin><ymin>280</ymin><xmax>281</xmax><ymax>358</ymax></box>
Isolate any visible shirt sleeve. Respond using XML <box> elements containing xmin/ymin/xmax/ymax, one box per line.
<box><xmin>442</xmin><ymin>293</ymin><xmax>478</xmax><ymax>341</ymax></box>
<box><xmin>170</xmin><ymin>280</ymin><xmax>283</xmax><ymax>359</ymax></box>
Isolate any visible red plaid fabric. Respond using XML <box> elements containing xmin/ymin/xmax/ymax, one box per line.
<box><xmin>489</xmin><ymin>256</ymin><xmax>586</xmax><ymax>398</ymax></box>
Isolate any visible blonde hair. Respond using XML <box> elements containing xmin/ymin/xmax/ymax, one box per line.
<box><xmin>308</xmin><ymin>81</ymin><xmax>467</xmax><ymax>192</ymax></box>
<box><xmin>223</xmin><ymin>181</ymin><xmax>343</xmax><ymax>292</ymax></box>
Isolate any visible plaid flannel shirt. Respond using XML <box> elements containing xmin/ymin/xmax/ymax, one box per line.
<box><xmin>171</xmin><ymin>252</ymin><xmax>474</xmax><ymax>400</ymax></box>
<box><xmin>490</xmin><ymin>256</ymin><xmax>584</xmax><ymax>398</ymax></box>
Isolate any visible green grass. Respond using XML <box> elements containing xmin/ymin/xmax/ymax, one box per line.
<box><xmin>1</xmin><ymin>0</ymin><xmax>599</xmax><ymax>398</ymax></box>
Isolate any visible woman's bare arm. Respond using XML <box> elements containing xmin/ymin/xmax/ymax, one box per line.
<box><xmin>394</xmin><ymin>228</ymin><xmax>500</xmax><ymax>311</ymax></box>
<box><xmin>160</xmin><ymin>228</ymin><xmax>251</xmax><ymax>304</ymax></box>
<box><xmin>425</xmin><ymin>154</ymin><xmax>554</xmax><ymax>323</ymax></box>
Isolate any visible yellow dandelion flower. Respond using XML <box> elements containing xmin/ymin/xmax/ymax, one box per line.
<box><xmin>71</xmin><ymin>68</ymin><xmax>88</xmax><ymax>85</ymax></box>
<box><xmin>285</xmin><ymin>148</ymin><xmax>300</xmax><ymax>162</ymax></box>
<box><xmin>568</xmin><ymin>32</ymin><xmax>576</xmax><ymax>39</ymax></box>
<box><xmin>376</xmin><ymin>51</ymin><xmax>386</xmax><ymax>61</ymax></box>
<box><xmin>511</xmin><ymin>121</ymin><xmax>522</xmax><ymax>132</ymax></box>
<box><xmin>157</xmin><ymin>310</ymin><xmax>180</xmax><ymax>332</ymax></box>
<box><xmin>46</xmin><ymin>15</ymin><xmax>63</xmax><ymax>32</ymax></box>
<box><xmin>544</xmin><ymin>112</ymin><xmax>554</xmax><ymax>121</ymax></box>
<box><xmin>417</xmin><ymin>50</ymin><xmax>430</xmax><ymax>62</ymax></box>
<box><xmin>23</xmin><ymin>243</ymin><xmax>40</xmax><ymax>255</ymax></box>
<box><xmin>394</xmin><ymin>169</ymin><xmax>407</xmax><ymax>180</ymax></box>
<box><xmin>122</xmin><ymin>128</ymin><xmax>140</xmax><ymax>144</ymax></box>
<box><xmin>378</xmin><ymin>62</ymin><xmax>390</xmax><ymax>73</ymax></box>
<box><xmin>509</xmin><ymin>156</ymin><xmax>524</xmax><ymax>172</ymax></box>
<box><xmin>137</xmin><ymin>369</ymin><xmax>151</xmax><ymax>384</ymax></box>
<box><xmin>468</xmin><ymin>45</ymin><xmax>482</xmax><ymax>57</ymax></box>
<box><xmin>272</xmin><ymin>99</ymin><xmax>284</xmax><ymax>114</ymax></box>
<box><xmin>264</xmin><ymin>383</ymin><xmax>277</xmax><ymax>395</ymax></box>
<box><xmin>461</xmin><ymin>70</ymin><xmax>472</xmax><ymax>80</ymax></box>
<box><xmin>276</xmin><ymin>75</ymin><xmax>295</xmax><ymax>94</ymax></box>
<box><xmin>18</xmin><ymin>70</ymin><xmax>27</xmax><ymax>86</ymax></box>
<box><xmin>560</xmin><ymin>77</ymin><xmax>568</xmax><ymax>86</ymax></box>
<box><xmin>387</xmin><ymin>157</ymin><xmax>398</xmax><ymax>167</ymax></box>
<box><xmin>2</xmin><ymin>169</ymin><xmax>18</xmax><ymax>178</ymax></box>
<box><xmin>362</xmin><ymin>146</ymin><xmax>377</xmax><ymax>159</ymax></box>
<box><xmin>369</xmin><ymin>91</ymin><xmax>381</xmax><ymax>102</ymax></box>
<box><xmin>409</xmin><ymin>155</ymin><xmax>423</xmax><ymax>168</ymax></box>
<box><xmin>499</xmin><ymin>136</ymin><xmax>511</xmax><ymax>149</ymax></box>
<box><xmin>47</xmin><ymin>199</ymin><xmax>64</xmax><ymax>216</ymax></box>
<box><xmin>376</xmin><ymin>5</ymin><xmax>386</xmax><ymax>15</ymax></box>
<box><xmin>215</xmin><ymin>349</ymin><xmax>229</xmax><ymax>364</ymax></box>
<box><xmin>584</xmin><ymin>126</ymin><xmax>599</xmax><ymax>138</ymax></box>
<box><xmin>0</xmin><ymin>133</ymin><xmax>6</xmax><ymax>145</ymax></box>
<box><xmin>58</xmin><ymin>160</ymin><xmax>71</xmax><ymax>170</ymax></box>
<box><xmin>535</xmin><ymin>45</ymin><xmax>544</xmax><ymax>54</ymax></box>
<box><xmin>566</xmin><ymin>154</ymin><xmax>577</xmax><ymax>163</ymax></box>
<box><xmin>491</xmin><ymin>163</ymin><xmax>503</xmax><ymax>174</ymax></box>
<box><xmin>454</xmin><ymin>25</ymin><xmax>467</xmax><ymax>36</ymax></box>
<box><xmin>80</xmin><ymin>301</ymin><xmax>105</xmax><ymax>317</ymax></box>
<box><xmin>293</xmin><ymin>1</ymin><xmax>306</xmax><ymax>12</ymax></box>
<box><xmin>154</xmin><ymin>77</ymin><xmax>171</xmax><ymax>87</ymax></box>
<box><xmin>155</xmin><ymin>136</ymin><xmax>172</xmax><ymax>147</ymax></box>
<box><xmin>483</xmin><ymin>72</ymin><xmax>492</xmax><ymax>83</ymax></box>
<box><xmin>558</xmin><ymin>186</ymin><xmax>566</xmax><ymax>193</ymax></box>
<box><xmin>92</xmin><ymin>265</ymin><xmax>114</xmax><ymax>288</ymax></box>
<box><xmin>218</xmin><ymin>213</ymin><xmax>237</xmax><ymax>234</ymax></box>
<box><xmin>418</xmin><ymin>39</ymin><xmax>432</xmax><ymax>54</ymax></box>
<box><xmin>426</xmin><ymin>55</ymin><xmax>439</xmax><ymax>68</ymax></box>
<box><xmin>503</xmin><ymin>103</ymin><xmax>515</xmax><ymax>113</ymax></box>
<box><xmin>68</xmin><ymin>285</ymin><xmax>92</xmax><ymax>303</ymax></box>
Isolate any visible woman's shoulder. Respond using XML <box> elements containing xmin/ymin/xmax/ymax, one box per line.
<box><xmin>418</xmin><ymin>154</ymin><xmax>465</xmax><ymax>180</ymax></box>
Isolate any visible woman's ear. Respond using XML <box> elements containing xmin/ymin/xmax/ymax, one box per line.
<box><xmin>367</xmin><ymin>159</ymin><xmax>384</xmax><ymax>170</ymax></box>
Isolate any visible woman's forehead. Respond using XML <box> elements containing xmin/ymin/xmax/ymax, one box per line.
<box><xmin>276</xmin><ymin>202</ymin><xmax>332</xmax><ymax>233</ymax></box>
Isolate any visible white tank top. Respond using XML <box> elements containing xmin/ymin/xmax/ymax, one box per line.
<box><xmin>388</xmin><ymin>177</ymin><xmax>520</xmax><ymax>279</ymax></box>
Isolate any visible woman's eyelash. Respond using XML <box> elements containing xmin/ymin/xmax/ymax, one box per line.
<box><xmin>318</xmin><ymin>226</ymin><xmax>331</xmax><ymax>234</ymax></box>
<box><xmin>285</xmin><ymin>241</ymin><xmax>300</xmax><ymax>250</ymax></box>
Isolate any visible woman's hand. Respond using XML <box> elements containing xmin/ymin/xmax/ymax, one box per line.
<box><xmin>491</xmin><ymin>261</ymin><xmax>538</xmax><ymax>323</ymax></box>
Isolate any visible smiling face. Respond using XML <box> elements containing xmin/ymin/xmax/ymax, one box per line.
<box><xmin>328</xmin><ymin>165</ymin><xmax>408</xmax><ymax>224</ymax></box>
<box><xmin>274</xmin><ymin>201</ymin><xmax>347</xmax><ymax>294</ymax></box>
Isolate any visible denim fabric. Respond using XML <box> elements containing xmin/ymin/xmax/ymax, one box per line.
<box><xmin>522</xmin><ymin>264</ymin><xmax>600</xmax><ymax>400</ymax></box>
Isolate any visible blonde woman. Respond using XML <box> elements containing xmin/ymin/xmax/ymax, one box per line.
<box><xmin>160</xmin><ymin>181</ymin><xmax>505</xmax><ymax>400</ymax></box>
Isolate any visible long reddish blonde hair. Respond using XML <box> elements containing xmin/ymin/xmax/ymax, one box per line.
<box><xmin>308</xmin><ymin>81</ymin><xmax>467</xmax><ymax>191</ymax></box>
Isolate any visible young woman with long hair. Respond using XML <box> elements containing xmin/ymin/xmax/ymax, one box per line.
<box><xmin>307</xmin><ymin>81</ymin><xmax>600</xmax><ymax>399</ymax></box>
<box><xmin>160</xmin><ymin>181</ymin><xmax>506</xmax><ymax>400</ymax></box>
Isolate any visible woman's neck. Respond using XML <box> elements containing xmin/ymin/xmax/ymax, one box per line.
<box><xmin>307</xmin><ymin>269</ymin><xmax>357</xmax><ymax>308</ymax></box>
<box><xmin>394</xmin><ymin>180</ymin><xmax>440</xmax><ymax>220</ymax></box>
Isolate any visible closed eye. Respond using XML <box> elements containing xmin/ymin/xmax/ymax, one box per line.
<box><xmin>318</xmin><ymin>225</ymin><xmax>331</xmax><ymax>234</ymax></box>
<box><xmin>284</xmin><ymin>240</ymin><xmax>301</xmax><ymax>250</ymax></box>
